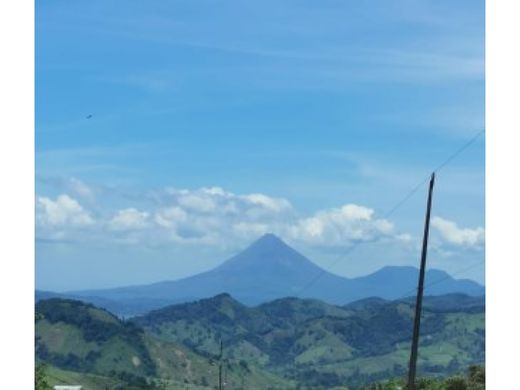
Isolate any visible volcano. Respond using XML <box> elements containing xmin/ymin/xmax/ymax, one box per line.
<box><xmin>56</xmin><ymin>234</ymin><xmax>484</xmax><ymax>315</ymax></box>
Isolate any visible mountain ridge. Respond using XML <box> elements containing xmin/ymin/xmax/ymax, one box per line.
<box><xmin>42</xmin><ymin>234</ymin><xmax>484</xmax><ymax>316</ymax></box>
<box><xmin>130</xmin><ymin>291</ymin><xmax>485</xmax><ymax>388</ymax></box>
<box><xmin>36</xmin><ymin>293</ymin><xmax>485</xmax><ymax>389</ymax></box>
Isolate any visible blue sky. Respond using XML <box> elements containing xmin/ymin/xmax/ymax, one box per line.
<box><xmin>35</xmin><ymin>0</ymin><xmax>485</xmax><ymax>291</ymax></box>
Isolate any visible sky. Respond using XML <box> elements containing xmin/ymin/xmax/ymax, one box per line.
<box><xmin>35</xmin><ymin>0</ymin><xmax>485</xmax><ymax>291</ymax></box>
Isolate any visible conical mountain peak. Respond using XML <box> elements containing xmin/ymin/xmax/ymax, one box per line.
<box><xmin>215</xmin><ymin>234</ymin><xmax>321</xmax><ymax>275</ymax></box>
<box><xmin>248</xmin><ymin>233</ymin><xmax>293</xmax><ymax>252</ymax></box>
<box><xmin>67</xmin><ymin>235</ymin><xmax>484</xmax><ymax>313</ymax></box>
<box><xmin>257</xmin><ymin>233</ymin><xmax>283</xmax><ymax>243</ymax></box>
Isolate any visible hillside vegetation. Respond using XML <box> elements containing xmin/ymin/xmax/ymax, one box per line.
<box><xmin>36</xmin><ymin>293</ymin><xmax>484</xmax><ymax>389</ymax></box>
<box><xmin>360</xmin><ymin>365</ymin><xmax>485</xmax><ymax>390</ymax></box>
<box><xmin>36</xmin><ymin>298</ymin><xmax>292</xmax><ymax>389</ymax></box>
<box><xmin>133</xmin><ymin>293</ymin><xmax>484</xmax><ymax>388</ymax></box>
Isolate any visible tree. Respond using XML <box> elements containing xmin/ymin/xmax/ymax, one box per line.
<box><xmin>35</xmin><ymin>363</ymin><xmax>51</xmax><ymax>390</ymax></box>
<box><xmin>444</xmin><ymin>376</ymin><xmax>468</xmax><ymax>390</ymax></box>
<box><xmin>467</xmin><ymin>365</ymin><xmax>485</xmax><ymax>390</ymax></box>
<box><xmin>416</xmin><ymin>377</ymin><xmax>443</xmax><ymax>390</ymax></box>
<box><xmin>468</xmin><ymin>366</ymin><xmax>485</xmax><ymax>384</ymax></box>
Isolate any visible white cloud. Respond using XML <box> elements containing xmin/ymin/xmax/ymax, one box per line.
<box><xmin>397</xmin><ymin>233</ymin><xmax>412</xmax><ymax>242</ymax></box>
<box><xmin>109</xmin><ymin>208</ymin><xmax>150</xmax><ymax>231</ymax></box>
<box><xmin>146</xmin><ymin>187</ymin><xmax>294</xmax><ymax>245</ymax></box>
<box><xmin>36</xmin><ymin>194</ymin><xmax>94</xmax><ymax>227</ymax></box>
<box><xmin>154</xmin><ymin>206</ymin><xmax>187</xmax><ymax>228</ymax></box>
<box><xmin>159</xmin><ymin>187</ymin><xmax>292</xmax><ymax>218</ymax></box>
<box><xmin>232</xmin><ymin>222</ymin><xmax>270</xmax><ymax>237</ymax></box>
<box><xmin>35</xmin><ymin>187</ymin><xmax>410</xmax><ymax>248</ymax></box>
<box><xmin>177</xmin><ymin>193</ymin><xmax>218</xmax><ymax>213</ymax></box>
<box><xmin>37</xmin><ymin>176</ymin><xmax>97</xmax><ymax>202</ymax></box>
<box><xmin>241</xmin><ymin>193</ymin><xmax>292</xmax><ymax>213</ymax></box>
<box><xmin>288</xmin><ymin>204</ymin><xmax>396</xmax><ymax>246</ymax></box>
<box><xmin>67</xmin><ymin>177</ymin><xmax>95</xmax><ymax>201</ymax></box>
<box><xmin>431</xmin><ymin>216</ymin><xmax>484</xmax><ymax>247</ymax></box>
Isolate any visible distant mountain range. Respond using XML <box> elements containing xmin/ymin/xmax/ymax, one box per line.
<box><xmin>37</xmin><ymin>234</ymin><xmax>484</xmax><ymax>316</ymax></box>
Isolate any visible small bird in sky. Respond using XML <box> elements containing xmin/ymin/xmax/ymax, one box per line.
<box><xmin>86</xmin><ymin>114</ymin><xmax>93</xmax><ymax>119</ymax></box>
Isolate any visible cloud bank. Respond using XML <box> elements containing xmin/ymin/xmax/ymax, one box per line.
<box><xmin>36</xmin><ymin>194</ymin><xmax>94</xmax><ymax>227</ymax></box>
<box><xmin>431</xmin><ymin>216</ymin><xmax>485</xmax><ymax>248</ymax></box>
<box><xmin>36</xmin><ymin>185</ymin><xmax>406</xmax><ymax>248</ymax></box>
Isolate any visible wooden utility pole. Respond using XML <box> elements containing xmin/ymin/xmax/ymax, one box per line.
<box><xmin>407</xmin><ymin>172</ymin><xmax>435</xmax><ymax>390</ymax></box>
<box><xmin>224</xmin><ymin>362</ymin><xmax>227</xmax><ymax>389</ymax></box>
<box><xmin>218</xmin><ymin>339</ymin><xmax>223</xmax><ymax>390</ymax></box>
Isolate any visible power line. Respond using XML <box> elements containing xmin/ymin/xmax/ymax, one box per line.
<box><xmin>424</xmin><ymin>260</ymin><xmax>485</xmax><ymax>292</ymax></box>
<box><xmin>357</xmin><ymin>259</ymin><xmax>486</xmax><ymax>308</ymax></box>
<box><xmin>294</xmin><ymin>129</ymin><xmax>485</xmax><ymax>299</ymax></box>
<box><xmin>390</xmin><ymin>259</ymin><xmax>485</xmax><ymax>303</ymax></box>
<box><xmin>432</xmin><ymin>129</ymin><xmax>485</xmax><ymax>174</ymax></box>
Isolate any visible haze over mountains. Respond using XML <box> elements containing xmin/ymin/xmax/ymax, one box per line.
<box><xmin>37</xmin><ymin>234</ymin><xmax>484</xmax><ymax>316</ymax></box>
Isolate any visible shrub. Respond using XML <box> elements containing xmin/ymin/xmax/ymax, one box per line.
<box><xmin>444</xmin><ymin>376</ymin><xmax>467</xmax><ymax>390</ymax></box>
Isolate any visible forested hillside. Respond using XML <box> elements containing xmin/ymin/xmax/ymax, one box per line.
<box><xmin>36</xmin><ymin>294</ymin><xmax>484</xmax><ymax>389</ymax></box>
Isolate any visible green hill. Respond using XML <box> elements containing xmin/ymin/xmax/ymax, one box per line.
<box><xmin>133</xmin><ymin>293</ymin><xmax>485</xmax><ymax>388</ymax></box>
<box><xmin>36</xmin><ymin>298</ymin><xmax>156</xmax><ymax>378</ymax></box>
<box><xmin>36</xmin><ymin>295</ymin><xmax>484</xmax><ymax>389</ymax></box>
<box><xmin>36</xmin><ymin>298</ymin><xmax>293</xmax><ymax>389</ymax></box>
